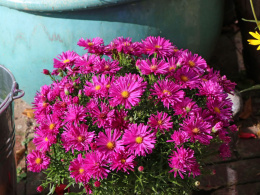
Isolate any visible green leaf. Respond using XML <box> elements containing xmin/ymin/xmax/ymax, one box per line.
<box><xmin>240</xmin><ymin>84</ymin><xmax>260</xmax><ymax>93</ymax></box>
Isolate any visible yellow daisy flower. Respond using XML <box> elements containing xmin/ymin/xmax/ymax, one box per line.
<box><xmin>248</xmin><ymin>31</ymin><xmax>260</xmax><ymax>50</ymax></box>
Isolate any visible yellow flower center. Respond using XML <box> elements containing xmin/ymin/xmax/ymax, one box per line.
<box><xmin>106</xmin><ymin>142</ymin><xmax>115</xmax><ymax>150</ymax></box>
<box><xmin>188</xmin><ymin>60</ymin><xmax>196</xmax><ymax>67</ymax></box>
<box><xmin>192</xmin><ymin>128</ymin><xmax>200</xmax><ymax>134</ymax></box>
<box><xmin>169</xmin><ymin>66</ymin><xmax>175</xmax><ymax>71</ymax></box>
<box><xmin>77</xmin><ymin>136</ymin><xmax>84</xmax><ymax>142</ymax></box>
<box><xmin>49</xmin><ymin>123</ymin><xmax>55</xmax><ymax>130</ymax></box>
<box><xmin>121</xmin><ymin>159</ymin><xmax>126</xmax><ymax>164</ymax></box>
<box><xmin>35</xmin><ymin>157</ymin><xmax>42</xmax><ymax>165</ymax></box>
<box><xmin>42</xmin><ymin>102</ymin><xmax>48</xmax><ymax>108</ymax></box>
<box><xmin>87</xmin><ymin>42</ymin><xmax>94</xmax><ymax>46</ymax></box>
<box><xmin>44</xmin><ymin>137</ymin><xmax>49</xmax><ymax>142</ymax></box>
<box><xmin>79</xmin><ymin>168</ymin><xmax>84</xmax><ymax>174</ymax></box>
<box><xmin>63</xmin><ymin>59</ymin><xmax>70</xmax><ymax>63</ymax></box>
<box><xmin>155</xmin><ymin>45</ymin><xmax>162</xmax><ymax>49</ymax></box>
<box><xmin>214</xmin><ymin>107</ymin><xmax>221</xmax><ymax>114</ymax></box>
<box><xmin>174</xmin><ymin>49</ymin><xmax>179</xmax><ymax>52</ymax></box>
<box><xmin>121</xmin><ymin>91</ymin><xmax>129</xmax><ymax>98</ymax></box>
<box><xmin>202</xmin><ymin>78</ymin><xmax>208</xmax><ymax>82</ymax></box>
<box><xmin>123</xmin><ymin>42</ymin><xmax>130</xmax><ymax>46</ymax></box>
<box><xmin>135</xmin><ymin>136</ymin><xmax>143</xmax><ymax>144</ymax></box>
<box><xmin>95</xmin><ymin>85</ymin><xmax>101</xmax><ymax>90</ymax></box>
<box><xmin>163</xmin><ymin>89</ymin><xmax>171</xmax><ymax>96</ymax></box>
<box><xmin>180</xmin><ymin>75</ymin><xmax>189</xmax><ymax>82</ymax></box>
<box><xmin>104</xmin><ymin>65</ymin><xmax>110</xmax><ymax>71</ymax></box>
<box><xmin>157</xmin><ymin>120</ymin><xmax>163</xmax><ymax>125</ymax></box>
<box><xmin>106</xmin><ymin>84</ymin><xmax>111</xmax><ymax>89</ymax></box>
<box><xmin>150</xmin><ymin>65</ymin><xmax>157</xmax><ymax>71</ymax></box>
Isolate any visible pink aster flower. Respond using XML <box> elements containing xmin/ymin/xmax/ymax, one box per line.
<box><xmin>62</xmin><ymin>104</ymin><xmax>87</xmax><ymax>126</ymax></box>
<box><xmin>27</xmin><ymin>150</ymin><xmax>50</xmax><ymax>173</ymax></box>
<box><xmin>108</xmin><ymin>109</ymin><xmax>129</xmax><ymax>131</ymax></box>
<box><xmin>110</xmin><ymin>149</ymin><xmax>135</xmax><ymax>173</ymax></box>
<box><xmin>96</xmin><ymin>129</ymin><xmax>123</xmax><ymax>154</ymax></box>
<box><xmin>69</xmin><ymin>154</ymin><xmax>91</xmax><ymax>183</ymax></box>
<box><xmin>174</xmin><ymin>66</ymin><xmax>201</xmax><ymax>89</ymax></box>
<box><xmin>206</xmin><ymin>96</ymin><xmax>233</xmax><ymax>123</ymax></box>
<box><xmin>168</xmin><ymin>146</ymin><xmax>200</xmax><ymax>179</ymax></box>
<box><xmin>109</xmin><ymin>73</ymin><xmax>147</xmax><ymax>109</ymax></box>
<box><xmin>180</xmin><ymin>115</ymin><xmax>212</xmax><ymax>145</ymax></box>
<box><xmin>95</xmin><ymin>58</ymin><xmax>121</xmax><ymax>75</ymax></box>
<box><xmin>167</xmin><ymin>131</ymin><xmax>189</xmax><ymax>146</ymax></box>
<box><xmin>139</xmin><ymin>58</ymin><xmax>168</xmax><ymax>75</ymax></box>
<box><xmin>89</xmin><ymin>101</ymin><xmax>112</xmax><ymax>128</ymax></box>
<box><xmin>148</xmin><ymin>111</ymin><xmax>173</xmax><ymax>133</ymax></box>
<box><xmin>141</xmin><ymin>36</ymin><xmax>174</xmax><ymax>58</ymax></box>
<box><xmin>39</xmin><ymin>114</ymin><xmax>61</xmax><ymax>135</ymax></box>
<box><xmin>77</xmin><ymin>37</ymin><xmax>104</xmax><ymax>55</ymax></box>
<box><xmin>84</xmin><ymin>75</ymin><xmax>108</xmax><ymax>98</ymax></box>
<box><xmin>107</xmin><ymin>37</ymin><xmax>137</xmax><ymax>55</ymax></box>
<box><xmin>165</xmin><ymin>57</ymin><xmax>178</xmax><ymax>78</ymax></box>
<box><xmin>84</xmin><ymin>151</ymin><xmax>110</xmax><ymax>181</ymax></box>
<box><xmin>33</xmin><ymin>128</ymin><xmax>56</xmax><ymax>152</ymax></box>
<box><xmin>219</xmin><ymin>75</ymin><xmax>236</xmax><ymax>94</ymax></box>
<box><xmin>61</xmin><ymin>124</ymin><xmax>95</xmax><ymax>153</ymax></box>
<box><xmin>74</xmin><ymin>54</ymin><xmax>100</xmax><ymax>74</ymax></box>
<box><xmin>181</xmin><ymin>51</ymin><xmax>207</xmax><ymax>74</ymax></box>
<box><xmin>53</xmin><ymin>50</ymin><xmax>79</xmax><ymax>70</ymax></box>
<box><xmin>122</xmin><ymin>123</ymin><xmax>156</xmax><ymax>156</ymax></box>
<box><xmin>198</xmin><ymin>80</ymin><xmax>224</xmax><ymax>97</ymax></box>
<box><xmin>172</xmin><ymin>97</ymin><xmax>200</xmax><ymax>118</ymax></box>
<box><xmin>150</xmin><ymin>79</ymin><xmax>185</xmax><ymax>109</ymax></box>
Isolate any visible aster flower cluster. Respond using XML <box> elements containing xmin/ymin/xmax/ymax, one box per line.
<box><xmin>27</xmin><ymin>36</ymin><xmax>237</xmax><ymax>195</ymax></box>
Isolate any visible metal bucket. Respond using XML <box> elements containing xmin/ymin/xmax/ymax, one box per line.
<box><xmin>0</xmin><ymin>65</ymin><xmax>24</xmax><ymax>195</ymax></box>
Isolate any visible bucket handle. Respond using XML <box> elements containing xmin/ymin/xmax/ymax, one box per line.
<box><xmin>13</xmin><ymin>89</ymin><xmax>25</xmax><ymax>100</ymax></box>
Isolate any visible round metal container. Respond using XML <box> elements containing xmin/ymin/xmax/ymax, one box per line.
<box><xmin>0</xmin><ymin>65</ymin><xmax>24</xmax><ymax>195</ymax></box>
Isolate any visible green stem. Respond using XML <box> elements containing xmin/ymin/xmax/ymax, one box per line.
<box><xmin>250</xmin><ymin>0</ymin><xmax>260</xmax><ymax>31</ymax></box>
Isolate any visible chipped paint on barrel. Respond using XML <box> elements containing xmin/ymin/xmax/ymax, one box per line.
<box><xmin>0</xmin><ymin>0</ymin><xmax>224</xmax><ymax>104</ymax></box>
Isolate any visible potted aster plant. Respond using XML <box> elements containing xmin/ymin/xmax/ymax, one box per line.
<box><xmin>27</xmin><ymin>36</ymin><xmax>237</xmax><ymax>195</ymax></box>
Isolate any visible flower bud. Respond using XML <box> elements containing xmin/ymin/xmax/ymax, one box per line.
<box><xmin>78</xmin><ymin>90</ymin><xmax>82</xmax><ymax>98</ymax></box>
<box><xmin>64</xmin><ymin>88</ymin><xmax>69</xmax><ymax>95</ymax></box>
<box><xmin>36</xmin><ymin>185</ymin><xmax>43</xmax><ymax>192</ymax></box>
<box><xmin>138</xmin><ymin>166</ymin><xmax>144</xmax><ymax>172</ymax></box>
<box><xmin>194</xmin><ymin>181</ymin><xmax>200</xmax><ymax>187</ymax></box>
<box><xmin>42</xmin><ymin>69</ymin><xmax>50</xmax><ymax>75</ymax></box>
<box><xmin>94</xmin><ymin>181</ymin><xmax>101</xmax><ymax>187</ymax></box>
<box><xmin>73</xmin><ymin>96</ymin><xmax>79</xmax><ymax>104</ymax></box>
<box><xmin>90</xmin><ymin>142</ymin><xmax>97</xmax><ymax>150</ymax></box>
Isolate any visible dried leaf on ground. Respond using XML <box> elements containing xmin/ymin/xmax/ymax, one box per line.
<box><xmin>22</xmin><ymin>108</ymin><xmax>35</xmax><ymax>119</ymax></box>
<box><xmin>16</xmin><ymin>148</ymin><xmax>26</xmax><ymax>165</ymax></box>
<box><xmin>239</xmin><ymin>97</ymin><xmax>252</xmax><ymax>119</ymax></box>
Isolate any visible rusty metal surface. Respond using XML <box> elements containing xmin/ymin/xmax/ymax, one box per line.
<box><xmin>0</xmin><ymin>0</ymin><xmax>139</xmax><ymax>12</ymax></box>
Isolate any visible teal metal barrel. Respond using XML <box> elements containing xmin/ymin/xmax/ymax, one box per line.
<box><xmin>0</xmin><ymin>0</ymin><xmax>224</xmax><ymax>104</ymax></box>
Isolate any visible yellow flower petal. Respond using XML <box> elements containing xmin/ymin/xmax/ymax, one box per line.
<box><xmin>249</xmin><ymin>31</ymin><xmax>260</xmax><ymax>40</ymax></box>
<box><xmin>257</xmin><ymin>45</ymin><xmax>260</xmax><ymax>50</ymax></box>
<box><xmin>248</xmin><ymin>39</ymin><xmax>260</xmax><ymax>45</ymax></box>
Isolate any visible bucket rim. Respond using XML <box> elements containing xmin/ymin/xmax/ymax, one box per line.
<box><xmin>0</xmin><ymin>65</ymin><xmax>17</xmax><ymax>114</ymax></box>
<box><xmin>0</xmin><ymin>0</ymin><xmax>139</xmax><ymax>12</ymax></box>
